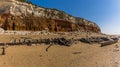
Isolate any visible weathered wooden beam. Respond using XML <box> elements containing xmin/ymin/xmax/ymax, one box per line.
<box><xmin>101</xmin><ymin>40</ymin><xmax>118</xmax><ymax>47</ymax></box>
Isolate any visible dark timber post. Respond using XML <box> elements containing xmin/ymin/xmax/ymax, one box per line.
<box><xmin>2</xmin><ymin>47</ymin><xmax>5</xmax><ymax>55</ymax></box>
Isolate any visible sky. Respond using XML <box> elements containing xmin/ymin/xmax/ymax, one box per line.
<box><xmin>29</xmin><ymin>0</ymin><xmax>120</xmax><ymax>34</ymax></box>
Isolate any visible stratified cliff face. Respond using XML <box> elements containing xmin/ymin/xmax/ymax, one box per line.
<box><xmin>0</xmin><ymin>14</ymin><xmax>78</xmax><ymax>32</ymax></box>
<box><xmin>75</xmin><ymin>18</ymin><xmax>101</xmax><ymax>33</ymax></box>
<box><xmin>0</xmin><ymin>0</ymin><xmax>101</xmax><ymax>33</ymax></box>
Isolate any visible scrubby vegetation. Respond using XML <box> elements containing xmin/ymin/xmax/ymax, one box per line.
<box><xmin>17</xmin><ymin>0</ymin><xmax>27</xmax><ymax>2</ymax></box>
<box><xmin>17</xmin><ymin>0</ymin><xmax>32</xmax><ymax>4</ymax></box>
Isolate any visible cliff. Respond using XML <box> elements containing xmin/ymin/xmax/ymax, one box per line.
<box><xmin>0</xmin><ymin>0</ymin><xmax>101</xmax><ymax>33</ymax></box>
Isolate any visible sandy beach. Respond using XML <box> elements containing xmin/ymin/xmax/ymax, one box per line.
<box><xmin>0</xmin><ymin>0</ymin><xmax>119</xmax><ymax>67</ymax></box>
<box><xmin>0</xmin><ymin>35</ymin><xmax>119</xmax><ymax>67</ymax></box>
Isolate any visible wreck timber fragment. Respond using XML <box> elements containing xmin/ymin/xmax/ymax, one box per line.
<box><xmin>0</xmin><ymin>37</ymin><xmax>73</xmax><ymax>47</ymax></box>
<box><xmin>101</xmin><ymin>39</ymin><xmax>118</xmax><ymax>47</ymax></box>
<box><xmin>80</xmin><ymin>37</ymin><xmax>103</xmax><ymax>44</ymax></box>
<box><xmin>80</xmin><ymin>37</ymin><xmax>119</xmax><ymax>47</ymax></box>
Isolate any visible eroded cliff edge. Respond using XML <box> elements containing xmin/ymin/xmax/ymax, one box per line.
<box><xmin>0</xmin><ymin>0</ymin><xmax>101</xmax><ymax>33</ymax></box>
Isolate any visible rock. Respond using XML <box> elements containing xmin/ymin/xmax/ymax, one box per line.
<box><xmin>0</xmin><ymin>28</ymin><xmax>4</xmax><ymax>33</ymax></box>
<box><xmin>113</xmin><ymin>49</ymin><xmax>119</xmax><ymax>52</ymax></box>
<box><xmin>115</xmin><ymin>44</ymin><xmax>119</xmax><ymax>48</ymax></box>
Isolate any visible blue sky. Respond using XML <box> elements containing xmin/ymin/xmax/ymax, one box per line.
<box><xmin>29</xmin><ymin>0</ymin><xmax>120</xmax><ymax>34</ymax></box>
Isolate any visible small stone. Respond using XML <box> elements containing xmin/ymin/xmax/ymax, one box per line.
<box><xmin>115</xmin><ymin>44</ymin><xmax>119</xmax><ymax>48</ymax></box>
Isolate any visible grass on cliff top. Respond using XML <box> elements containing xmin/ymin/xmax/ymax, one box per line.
<box><xmin>17</xmin><ymin>0</ymin><xmax>32</xmax><ymax>4</ymax></box>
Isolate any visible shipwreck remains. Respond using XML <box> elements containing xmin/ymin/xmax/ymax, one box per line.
<box><xmin>0</xmin><ymin>37</ymin><xmax>73</xmax><ymax>47</ymax></box>
<box><xmin>80</xmin><ymin>37</ymin><xmax>119</xmax><ymax>47</ymax></box>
